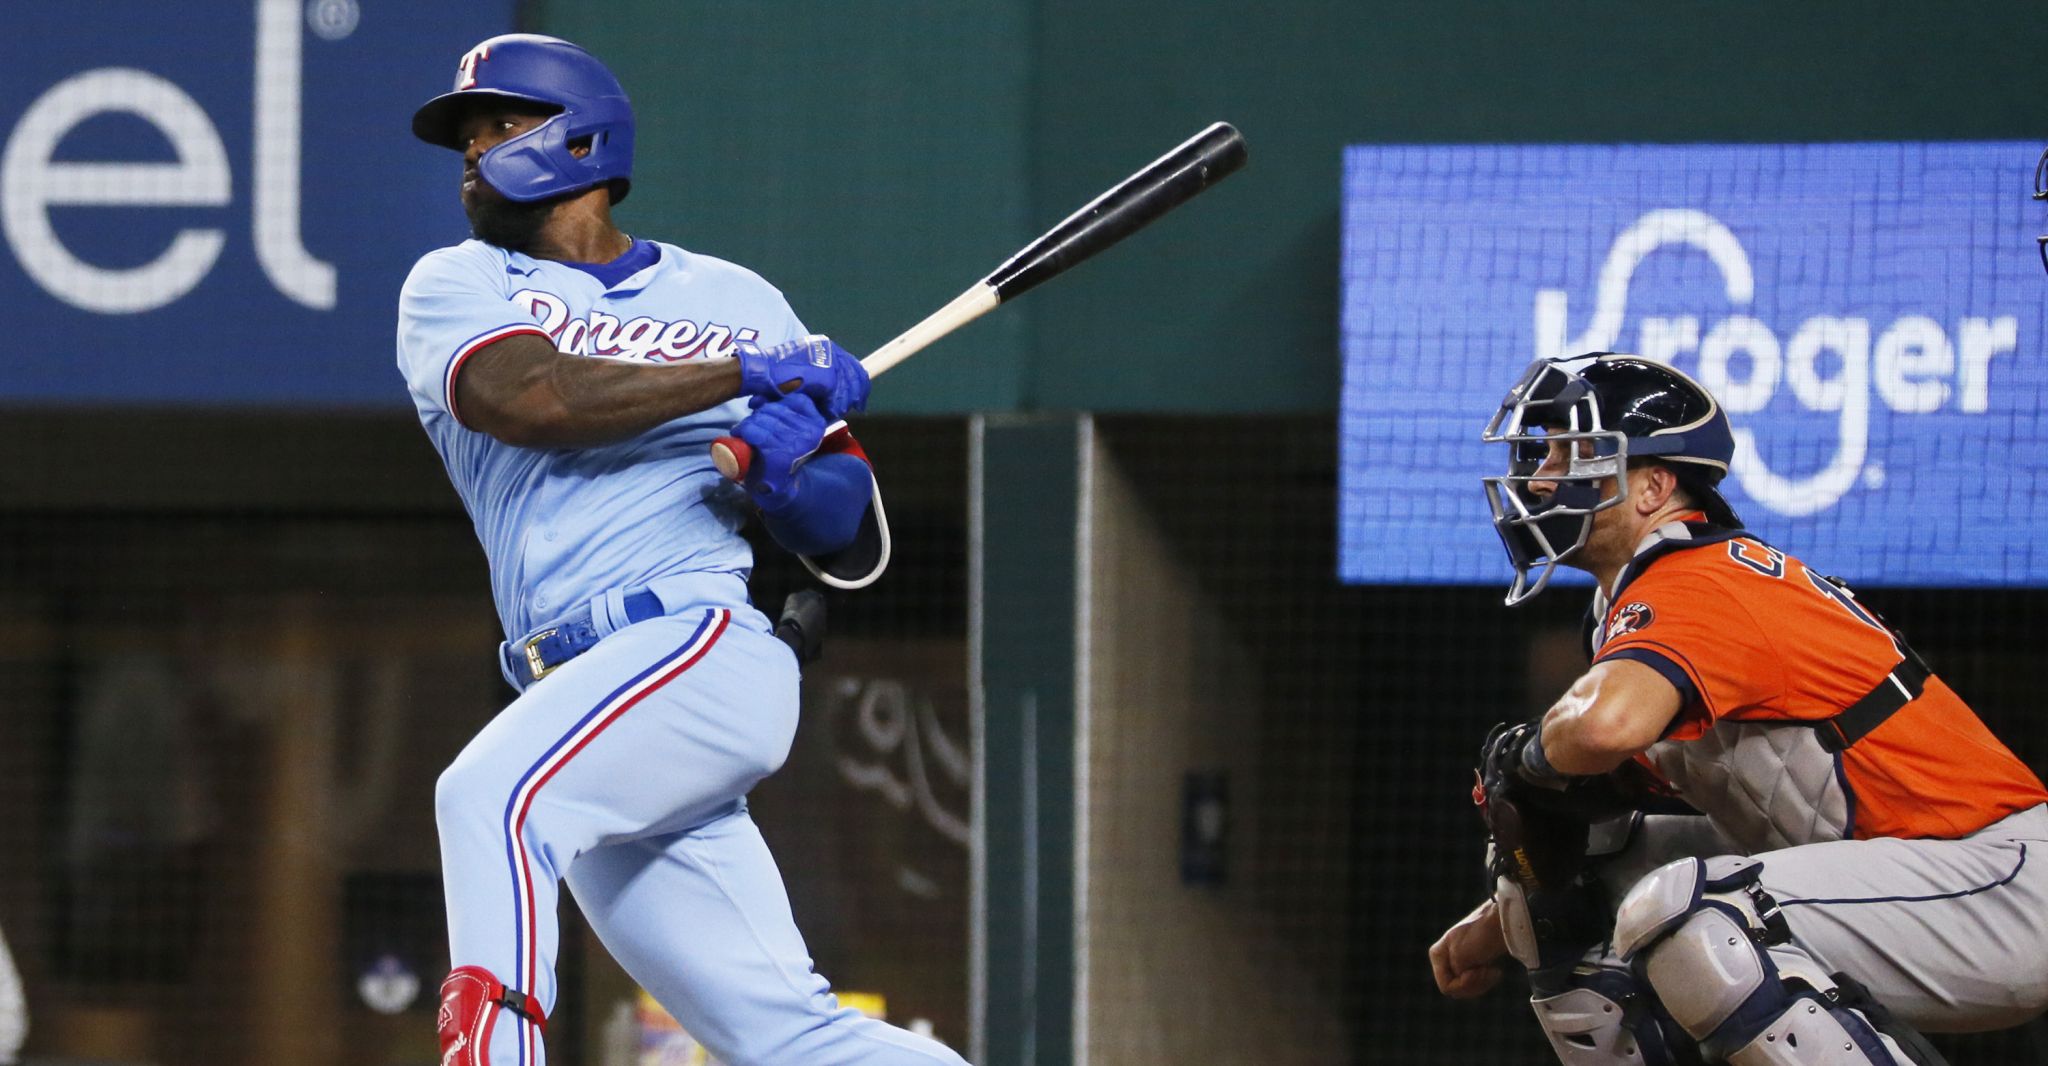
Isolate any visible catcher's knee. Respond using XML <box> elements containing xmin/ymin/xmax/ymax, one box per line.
<box><xmin>1615</xmin><ymin>857</ymin><xmax>1908</xmax><ymax>1065</ymax></box>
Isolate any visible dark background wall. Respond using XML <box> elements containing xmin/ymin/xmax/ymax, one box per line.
<box><xmin>531</xmin><ymin>1</ymin><xmax>2048</xmax><ymax>414</ymax></box>
<box><xmin>7</xmin><ymin>5</ymin><xmax>2048</xmax><ymax>1064</ymax></box>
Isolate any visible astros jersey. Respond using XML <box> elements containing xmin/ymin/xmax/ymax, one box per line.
<box><xmin>395</xmin><ymin>238</ymin><xmax>806</xmax><ymax>642</ymax></box>
<box><xmin>1589</xmin><ymin>521</ymin><xmax>2047</xmax><ymax>852</ymax></box>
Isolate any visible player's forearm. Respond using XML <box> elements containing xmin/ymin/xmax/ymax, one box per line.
<box><xmin>531</xmin><ymin>355</ymin><xmax>742</xmax><ymax>447</ymax></box>
<box><xmin>757</xmin><ymin>452</ymin><xmax>873</xmax><ymax>557</ymax></box>
<box><xmin>459</xmin><ymin>337</ymin><xmax>742</xmax><ymax>448</ymax></box>
<box><xmin>1537</xmin><ymin>659</ymin><xmax>1681</xmax><ymax>775</ymax></box>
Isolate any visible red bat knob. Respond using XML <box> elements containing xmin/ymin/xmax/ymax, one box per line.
<box><xmin>710</xmin><ymin>436</ymin><xmax>751</xmax><ymax>482</ymax></box>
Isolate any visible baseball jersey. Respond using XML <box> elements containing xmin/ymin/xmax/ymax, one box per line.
<box><xmin>1588</xmin><ymin>520</ymin><xmax>2047</xmax><ymax>852</ymax></box>
<box><xmin>395</xmin><ymin>238</ymin><xmax>807</xmax><ymax>642</ymax></box>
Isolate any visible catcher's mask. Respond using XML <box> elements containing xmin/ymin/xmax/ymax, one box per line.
<box><xmin>1482</xmin><ymin>354</ymin><xmax>1736</xmax><ymax>606</ymax></box>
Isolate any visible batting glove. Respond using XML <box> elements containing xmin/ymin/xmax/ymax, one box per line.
<box><xmin>732</xmin><ymin>392</ymin><xmax>830</xmax><ymax>508</ymax></box>
<box><xmin>735</xmin><ymin>334</ymin><xmax>870</xmax><ymax>420</ymax></box>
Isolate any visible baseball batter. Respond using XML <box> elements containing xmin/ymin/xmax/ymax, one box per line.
<box><xmin>397</xmin><ymin>34</ymin><xmax>969</xmax><ymax>1066</ymax></box>
<box><xmin>1429</xmin><ymin>355</ymin><xmax>2048</xmax><ymax>1064</ymax></box>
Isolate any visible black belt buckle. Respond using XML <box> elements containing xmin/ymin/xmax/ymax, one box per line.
<box><xmin>522</xmin><ymin>627</ymin><xmax>561</xmax><ymax>682</ymax></box>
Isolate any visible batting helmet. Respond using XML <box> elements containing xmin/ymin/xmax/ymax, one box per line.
<box><xmin>1482</xmin><ymin>354</ymin><xmax>1739</xmax><ymax>605</ymax></box>
<box><xmin>412</xmin><ymin>34</ymin><xmax>634</xmax><ymax>204</ymax></box>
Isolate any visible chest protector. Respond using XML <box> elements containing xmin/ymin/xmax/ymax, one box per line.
<box><xmin>1588</xmin><ymin>524</ymin><xmax>1928</xmax><ymax>852</ymax></box>
<box><xmin>1642</xmin><ymin>724</ymin><xmax>1850</xmax><ymax>852</ymax></box>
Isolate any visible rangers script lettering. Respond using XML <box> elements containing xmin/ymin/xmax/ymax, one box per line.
<box><xmin>512</xmin><ymin>289</ymin><xmax>761</xmax><ymax>361</ymax></box>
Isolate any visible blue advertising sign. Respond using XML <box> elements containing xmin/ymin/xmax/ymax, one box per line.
<box><xmin>0</xmin><ymin>0</ymin><xmax>514</xmax><ymax>405</ymax></box>
<box><xmin>1340</xmin><ymin>142</ymin><xmax>2048</xmax><ymax>587</ymax></box>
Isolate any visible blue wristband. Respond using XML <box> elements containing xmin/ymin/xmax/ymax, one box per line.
<box><xmin>1518</xmin><ymin>728</ymin><xmax>1566</xmax><ymax>784</ymax></box>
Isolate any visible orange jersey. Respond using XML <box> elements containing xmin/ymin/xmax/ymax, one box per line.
<box><xmin>1591</xmin><ymin>524</ymin><xmax>2046</xmax><ymax>847</ymax></box>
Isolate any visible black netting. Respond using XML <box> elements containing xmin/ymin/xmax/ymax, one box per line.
<box><xmin>0</xmin><ymin>415</ymin><xmax>968</xmax><ymax>1066</ymax></box>
<box><xmin>1088</xmin><ymin>415</ymin><xmax>2048</xmax><ymax>1065</ymax></box>
<box><xmin>2</xmin><ymin>413</ymin><xmax>2044</xmax><ymax>1064</ymax></box>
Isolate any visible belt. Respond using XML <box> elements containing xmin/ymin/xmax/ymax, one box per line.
<box><xmin>1815</xmin><ymin>654</ymin><xmax>1931</xmax><ymax>753</ymax></box>
<box><xmin>507</xmin><ymin>589</ymin><xmax>665</xmax><ymax>684</ymax></box>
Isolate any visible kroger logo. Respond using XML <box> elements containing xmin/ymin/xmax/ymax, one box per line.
<box><xmin>1533</xmin><ymin>208</ymin><xmax>2018</xmax><ymax>518</ymax></box>
<box><xmin>1339</xmin><ymin>142</ymin><xmax>2045</xmax><ymax>587</ymax></box>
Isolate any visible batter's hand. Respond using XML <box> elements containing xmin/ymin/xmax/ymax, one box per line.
<box><xmin>731</xmin><ymin>392</ymin><xmax>830</xmax><ymax>507</ymax></box>
<box><xmin>1429</xmin><ymin>899</ymin><xmax>1509</xmax><ymax>1000</ymax></box>
<box><xmin>736</xmin><ymin>335</ymin><xmax>870</xmax><ymax>420</ymax></box>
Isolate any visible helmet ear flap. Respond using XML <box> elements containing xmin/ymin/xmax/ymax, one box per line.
<box><xmin>477</xmin><ymin>116</ymin><xmax>580</xmax><ymax>203</ymax></box>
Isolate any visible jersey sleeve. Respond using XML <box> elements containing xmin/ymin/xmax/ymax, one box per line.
<box><xmin>1592</xmin><ymin>568</ymin><xmax>1785</xmax><ymax>734</ymax></box>
<box><xmin>395</xmin><ymin>248</ymin><xmax>551</xmax><ymax>427</ymax></box>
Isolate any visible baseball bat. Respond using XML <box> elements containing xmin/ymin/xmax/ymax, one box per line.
<box><xmin>711</xmin><ymin>121</ymin><xmax>1248</xmax><ymax>481</ymax></box>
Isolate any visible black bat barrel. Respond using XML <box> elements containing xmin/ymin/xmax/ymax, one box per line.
<box><xmin>984</xmin><ymin>122</ymin><xmax>1247</xmax><ymax>303</ymax></box>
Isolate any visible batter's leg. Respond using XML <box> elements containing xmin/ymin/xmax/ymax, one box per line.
<box><xmin>435</xmin><ymin>609</ymin><xmax>799</xmax><ymax>1065</ymax></box>
<box><xmin>568</xmin><ymin>803</ymin><xmax>972</xmax><ymax>1066</ymax></box>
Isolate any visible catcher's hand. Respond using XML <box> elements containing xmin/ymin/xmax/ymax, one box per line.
<box><xmin>1474</xmin><ymin>721</ymin><xmax>1602</xmax><ymax>891</ymax></box>
<box><xmin>1479</xmin><ymin>721</ymin><xmax>1556</xmax><ymax>788</ymax></box>
<box><xmin>1479</xmin><ymin>721</ymin><xmax>1647</xmax><ymax>823</ymax></box>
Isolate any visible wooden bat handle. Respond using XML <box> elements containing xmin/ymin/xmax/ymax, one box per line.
<box><xmin>714</xmin><ymin>283</ymin><xmax>1001</xmax><ymax>481</ymax></box>
<box><xmin>859</xmin><ymin>282</ymin><xmax>1000</xmax><ymax>379</ymax></box>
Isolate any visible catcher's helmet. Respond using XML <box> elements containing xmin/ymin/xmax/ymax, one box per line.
<box><xmin>412</xmin><ymin>34</ymin><xmax>634</xmax><ymax>205</ymax></box>
<box><xmin>1482</xmin><ymin>354</ymin><xmax>1739</xmax><ymax>605</ymax></box>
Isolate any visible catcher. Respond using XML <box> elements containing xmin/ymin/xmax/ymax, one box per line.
<box><xmin>1429</xmin><ymin>354</ymin><xmax>2048</xmax><ymax>1065</ymax></box>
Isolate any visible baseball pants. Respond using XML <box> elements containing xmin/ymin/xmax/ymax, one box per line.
<box><xmin>435</xmin><ymin>606</ymin><xmax>971</xmax><ymax>1066</ymax></box>
<box><xmin>1600</xmin><ymin>805</ymin><xmax>2048</xmax><ymax>1033</ymax></box>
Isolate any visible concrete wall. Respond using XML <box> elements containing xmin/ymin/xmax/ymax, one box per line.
<box><xmin>1076</xmin><ymin>427</ymin><xmax>1346</xmax><ymax>1064</ymax></box>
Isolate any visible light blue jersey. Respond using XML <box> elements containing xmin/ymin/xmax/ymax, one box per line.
<box><xmin>408</xmin><ymin>33</ymin><xmax>967</xmax><ymax>1066</ymax></box>
<box><xmin>408</xmin><ymin>237</ymin><xmax>966</xmax><ymax>1066</ymax></box>
<box><xmin>396</xmin><ymin>238</ymin><xmax>805</xmax><ymax>642</ymax></box>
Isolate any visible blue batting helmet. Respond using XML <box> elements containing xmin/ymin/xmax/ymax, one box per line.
<box><xmin>412</xmin><ymin>34</ymin><xmax>635</xmax><ymax>204</ymax></box>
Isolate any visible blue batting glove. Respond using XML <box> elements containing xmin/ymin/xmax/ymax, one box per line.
<box><xmin>731</xmin><ymin>392</ymin><xmax>831</xmax><ymax>508</ymax></box>
<box><xmin>734</xmin><ymin>334</ymin><xmax>870</xmax><ymax>420</ymax></box>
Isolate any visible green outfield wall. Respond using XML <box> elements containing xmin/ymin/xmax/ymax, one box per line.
<box><xmin>534</xmin><ymin>2</ymin><xmax>2048</xmax><ymax>415</ymax></box>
